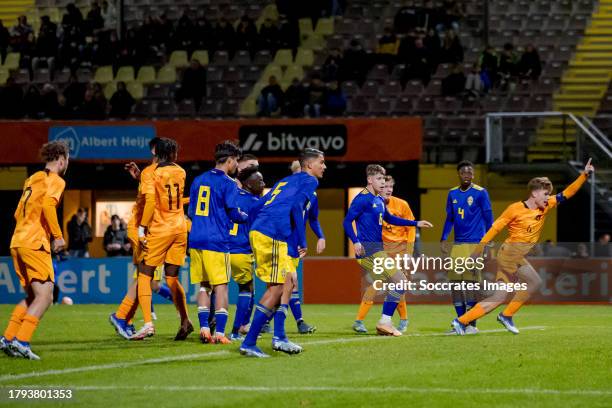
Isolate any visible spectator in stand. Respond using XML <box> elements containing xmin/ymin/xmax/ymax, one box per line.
<box><xmin>376</xmin><ymin>27</ymin><xmax>399</xmax><ymax>68</ymax></box>
<box><xmin>194</xmin><ymin>15</ymin><xmax>213</xmax><ymax>52</ymax></box>
<box><xmin>40</xmin><ymin>83</ymin><xmax>61</xmax><ymax>118</ymax></box>
<box><xmin>18</xmin><ymin>32</ymin><xmax>36</xmax><ymax>70</ymax></box>
<box><xmin>23</xmin><ymin>84</ymin><xmax>41</xmax><ymax>118</ymax></box>
<box><xmin>0</xmin><ymin>77</ymin><xmax>23</xmax><ymax>118</ymax></box>
<box><xmin>258</xmin><ymin>18</ymin><xmax>279</xmax><ymax>53</ymax></box>
<box><xmin>235</xmin><ymin>15</ymin><xmax>258</xmax><ymax>56</ymax></box>
<box><xmin>174</xmin><ymin>8</ymin><xmax>195</xmax><ymax>54</ymax></box>
<box><xmin>213</xmin><ymin>17</ymin><xmax>236</xmax><ymax>56</ymax></box>
<box><xmin>156</xmin><ymin>13</ymin><xmax>174</xmax><ymax>51</ymax></box>
<box><xmin>322</xmin><ymin>47</ymin><xmax>343</xmax><ymax>81</ymax></box>
<box><xmin>177</xmin><ymin>58</ymin><xmax>207</xmax><ymax>111</ymax></box>
<box><xmin>518</xmin><ymin>44</ymin><xmax>542</xmax><ymax>80</ymax></box>
<box><xmin>441</xmin><ymin>0</ymin><xmax>464</xmax><ymax>31</ymax></box>
<box><xmin>498</xmin><ymin>43</ymin><xmax>518</xmax><ymax>90</ymax></box>
<box><xmin>101</xmin><ymin>0</ymin><xmax>117</xmax><ymax>33</ymax></box>
<box><xmin>424</xmin><ymin>28</ymin><xmax>441</xmax><ymax>69</ymax></box>
<box><xmin>62</xmin><ymin>3</ymin><xmax>84</xmax><ymax>34</ymax></box>
<box><xmin>63</xmin><ymin>74</ymin><xmax>84</xmax><ymax>112</ymax></box>
<box><xmin>109</xmin><ymin>81</ymin><xmax>135</xmax><ymax>118</ymax></box>
<box><xmin>85</xmin><ymin>1</ymin><xmax>104</xmax><ymax>36</ymax></box>
<box><xmin>304</xmin><ymin>74</ymin><xmax>327</xmax><ymax>117</ymax></box>
<box><xmin>340</xmin><ymin>39</ymin><xmax>369</xmax><ymax>85</ymax></box>
<box><xmin>67</xmin><ymin>208</ymin><xmax>93</xmax><ymax>258</ymax></box>
<box><xmin>418</xmin><ymin>0</ymin><xmax>442</xmax><ymax>31</ymax></box>
<box><xmin>594</xmin><ymin>233</ymin><xmax>611</xmax><ymax>257</ymax></box>
<box><xmin>92</xmin><ymin>82</ymin><xmax>107</xmax><ymax>110</ymax></box>
<box><xmin>402</xmin><ymin>37</ymin><xmax>431</xmax><ymax>85</ymax></box>
<box><xmin>257</xmin><ymin>75</ymin><xmax>284</xmax><ymax>117</ymax></box>
<box><xmin>441</xmin><ymin>63</ymin><xmax>465</xmax><ymax>96</ymax></box>
<box><xmin>10</xmin><ymin>16</ymin><xmax>33</xmax><ymax>51</ymax></box>
<box><xmin>104</xmin><ymin>215</ymin><xmax>131</xmax><ymax>256</ymax></box>
<box><xmin>439</xmin><ymin>29</ymin><xmax>463</xmax><ymax>64</ymax></box>
<box><xmin>479</xmin><ymin>45</ymin><xmax>498</xmax><ymax>85</ymax></box>
<box><xmin>57</xmin><ymin>25</ymin><xmax>82</xmax><ymax>71</ymax></box>
<box><xmin>394</xmin><ymin>0</ymin><xmax>418</xmax><ymax>34</ymax></box>
<box><xmin>0</xmin><ymin>19</ymin><xmax>9</xmax><ymax>63</ymax></box>
<box><xmin>33</xmin><ymin>16</ymin><xmax>58</xmax><ymax>71</ymax></box>
<box><xmin>277</xmin><ymin>14</ymin><xmax>299</xmax><ymax>52</ymax></box>
<box><xmin>573</xmin><ymin>243</ymin><xmax>589</xmax><ymax>259</ymax></box>
<box><xmin>324</xmin><ymin>80</ymin><xmax>347</xmax><ymax>116</ymax></box>
<box><xmin>78</xmin><ymin>86</ymin><xmax>106</xmax><ymax>119</ymax></box>
<box><xmin>465</xmin><ymin>63</ymin><xmax>484</xmax><ymax>96</ymax></box>
<box><xmin>282</xmin><ymin>77</ymin><xmax>307</xmax><ymax>117</ymax></box>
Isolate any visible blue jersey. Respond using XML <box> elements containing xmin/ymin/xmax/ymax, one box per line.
<box><xmin>287</xmin><ymin>192</ymin><xmax>325</xmax><ymax>258</ymax></box>
<box><xmin>440</xmin><ymin>183</ymin><xmax>493</xmax><ymax>243</ymax></box>
<box><xmin>188</xmin><ymin>168</ymin><xmax>246</xmax><ymax>252</ymax></box>
<box><xmin>251</xmin><ymin>172</ymin><xmax>318</xmax><ymax>243</ymax></box>
<box><xmin>343</xmin><ymin>189</ymin><xmax>417</xmax><ymax>258</ymax></box>
<box><xmin>228</xmin><ymin>189</ymin><xmax>260</xmax><ymax>254</ymax></box>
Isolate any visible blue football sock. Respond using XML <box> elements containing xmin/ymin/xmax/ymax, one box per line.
<box><xmin>243</xmin><ymin>294</ymin><xmax>254</xmax><ymax>326</ymax></box>
<box><xmin>454</xmin><ymin>302</ymin><xmax>467</xmax><ymax>318</ymax></box>
<box><xmin>151</xmin><ymin>303</ymin><xmax>155</xmax><ymax>314</ymax></box>
<box><xmin>273</xmin><ymin>304</ymin><xmax>289</xmax><ymax>340</ymax></box>
<box><xmin>244</xmin><ymin>303</ymin><xmax>273</xmax><ymax>346</ymax></box>
<box><xmin>232</xmin><ymin>292</ymin><xmax>252</xmax><ymax>333</ymax></box>
<box><xmin>155</xmin><ymin>284</ymin><xmax>173</xmax><ymax>301</ymax></box>
<box><xmin>198</xmin><ymin>306</ymin><xmax>210</xmax><ymax>329</ymax></box>
<box><xmin>382</xmin><ymin>291</ymin><xmax>402</xmax><ymax>317</ymax></box>
<box><xmin>289</xmin><ymin>291</ymin><xmax>302</xmax><ymax>322</ymax></box>
<box><xmin>215</xmin><ymin>308</ymin><xmax>229</xmax><ymax>336</ymax></box>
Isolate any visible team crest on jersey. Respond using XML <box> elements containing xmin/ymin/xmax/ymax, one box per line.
<box><xmin>452</xmin><ymin>199</ymin><xmax>458</xmax><ymax>204</ymax></box>
<box><xmin>467</xmin><ymin>196</ymin><xmax>474</xmax><ymax>206</ymax></box>
<box><xmin>373</xmin><ymin>204</ymin><xmax>377</xmax><ymax>208</ymax></box>
<box><xmin>535</xmin><ymin>215</ymin><xmax>542</xmax><ymax>221</ymax></box>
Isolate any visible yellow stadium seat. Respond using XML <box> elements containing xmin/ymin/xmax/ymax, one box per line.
<box><xmin>250</xmin><ymin>81</ymin><xmax>267</xmax><ymax>98</ymax></box>
<box><xmin>299</xmin><ymin>18</ymin><xmax>313</xmax><ymax>37</ymax></box>
<box><xmin>94</xmin><ymin>65</ymin><xmax>114</xmax><ymax>84</ymax></box>
<box><xmin>127</xmin><ymin>82</ymin><xmax>144</xmax><ymax>99</ymax></box>
<box><xmin>239</xmin><ymin>96</ymin><xmax>257</xmax><ymax>116</ymax></box>
<box><xmin>279</xmin><ymin>79</ymin><xmax>292</xmax><ymax>91</ymax></box>
<box><xmin>169</xmin><ymin>50</ymin><xmax>189</xmax><ymax>68</ymax></box>
<box><xmin>136</xmin><ymin>66</ymin><xmax>156</xmax><ymax>84</ymax></box>
<box><xmin>191</xmin><ymin>50</ymin><xmax>209</xmax><ymax>66</ymax></box>
<box><xmin>261</xmin><ymin>4</ymin><xmax>279</xmax><ymax>21</ymax></box>
<box><xmin>2</xmin><ymin>53</ymin><xmax>20</xmax><ymax>70</ymax></box>
<box><xmin>273</xmin><ymin>49</ymin><xmax>293</xmax><ymax>66</ymax></box>
<box><xmin>115</xmin><ymin>66</ymin><xmax>135</xmax><ymax>82</ymax></box>
<box><xmin>156</xmin><ymin>65</ymin><xmax>177</xmax><ymax>84</ymax></box>
<box><xmin>295</xmin><ymin>48</ymin><xmax>314</xmax><ymax>66</ymax></box>
<box><xmin>0</xmin><ymin>70</ymin><xmax>8</xmax><ymax>85</ymax></box>
<box><xmin>104</xmin><ymin>82</ymin><xmax>117</xmax><ymax>100</ymax></box>
<box><xmin>261</xmin><ymin>64</ymin><xmax>283</xmax><ymax>81</ymax></box>
<box><xmin>283</xmin><ymin>65</ymin><xmax>304</xmax><ymax>83</ymax></box>
<box><xmin>301</xmin><ymin>34</ymin><xmax>325</xmax><ymax>51</ymax></box>
<box><xmin>46</xmin><ymin>7</ymin><xmax>61</xmax><ymax>23</ymax></box>
<box><xmin>315</xmin><ymin>18</ymin><xmax>334</xmax><ymax>36</ymax></box>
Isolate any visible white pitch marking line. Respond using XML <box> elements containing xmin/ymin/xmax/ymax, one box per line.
<box><xmin>2</xmin><ymin>385</ymin><xmax>611</xmax><ymax>397</ymax></box>
<box><xmin>0</xmin><ymin>326</ymin><xmax>546</xmax><ymax>383</ymax></box>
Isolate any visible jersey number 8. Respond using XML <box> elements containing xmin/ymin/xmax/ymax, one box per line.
<box><xmin>196</xmin><ymin>185</ymin><xmax>211</xmax><ymax>216</ymax></box>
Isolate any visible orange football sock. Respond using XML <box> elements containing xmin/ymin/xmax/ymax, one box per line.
<box><xmin>166</xmin><ymin>276</ymin><xmax>188</xmax><ymax>321</ymax></box>
<box><xmin>116</xmin><ymin>296</ymin><xmax>135</xmax><ymax>320</ymax></box>
<box><xmin>356</xmin><ymin>301</ymin><xmax>374</xmax><ymax>321</ymax></box>
<box><xmin>125</xmin><ymin>296</ymin><xmax>139</xmax><ymax>323</ymax></box>
<box><xmin>458</xmin><ymin>303</ymin><xmax>486</xmax><ymax>325</ymax></box>
<box><xmin>397</xmin><ymin>300</ymin><xmax>408</xmax><ymax>320</ymax></box>
<box><xmin>3</xmin><ymin>304</ymin><xmax>27</xmax><ymax>340</ymax></box>
<box><xmin>502</xmin><ymin>301</ymin><xmax>525</xmax><ymax>317</ymax></box>
<box><xmin>137</xmin><ymin>273</ymin><xmax>153</xmax><ymax>324</ymax></box>
<box><xmin>15</xmin><ymin>314</ymin><xmax>39</xmax><ymax>343</ymax></box>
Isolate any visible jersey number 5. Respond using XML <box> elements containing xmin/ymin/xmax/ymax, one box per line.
<box><xmin>196</xmin><ymin>186</ymin><xmax>210</xmax><ymax>216</ymax></box>
<box><xmin>458</xmin><ymin>207</ymin><xmax>465</xmax><ymax>219</ymax></box>
<box><xmin>265</xmin><ymin>182</ymin><xmax>287</xmax><ymax>206</ymax></box>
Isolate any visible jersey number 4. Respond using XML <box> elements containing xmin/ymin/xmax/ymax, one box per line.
<box><xmin>458</xmin><ymin>207</ymin><xmax>465</xmax><ymax>219</ymax></box>
<box><xmin>195</xmin><ymin>186</ymin><xmax>210</xmax><ymax>216</ymax></box>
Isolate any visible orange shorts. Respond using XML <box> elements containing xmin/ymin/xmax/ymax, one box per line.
<box><xmin>495</xmin><ymin>244</ymin><xmax>530</xmax><ymax>283</ymax></box>
<box><xmin>127</xmin><ymin>224</ymin><xmax>143</xmax><ymax>265</ymax></box>
<box><xmin>143</xmin><ymin>232</ymin><xmax>187</xmax><ymax>267</ymax></box>
<box><xmin>11</xmin><ymin>247</ymin><xmax>54</xmax><ymax>287</ymax></box>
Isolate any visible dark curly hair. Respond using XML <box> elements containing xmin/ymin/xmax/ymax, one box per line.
<box><xmin>155</xmin><ymin>137</ymin><xmax>179</xmax><ymax>162</ymax></box>
<box><xmin>40</xmin><ymin>141</ymin><xmax>69</xmax><ymax>163</ymax></box>
<box><xmin>237</xmin><ymin>165</ymin><xmax>260</xmax><ymax>183</ymax></box>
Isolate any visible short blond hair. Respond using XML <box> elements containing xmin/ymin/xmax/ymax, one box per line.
<box><xmin>366</xmin><ymin>164</ymin><xmax>385</xmax><ymax>177</ymax></box>
<box><xmin>527</xmin><ymin>177</ymin><xmax>553</xmax><ymax>193</ymax></box>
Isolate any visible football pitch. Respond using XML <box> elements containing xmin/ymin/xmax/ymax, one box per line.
<box><xmin>0</xmin><ymin>304</ymin><xmax>611</xmax><ymax>407</ymax></box>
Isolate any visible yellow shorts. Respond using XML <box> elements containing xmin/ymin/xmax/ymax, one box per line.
<box><xmin>11</xmin><ymin>247</ymin><xmax>54</xmax><ymax>287</ymax></box>
<box><xmin>230</xmin><ymin>253</ymin><xmax>255</xmax><ymax>285</ymax></box>
<box><xmin>357</xmin><ymin>251</ymin><xmax>397</xmax><ymax>283</ymax></box>
<box><xmin>143</xmin><ymin>232</ymin><xmax>187</xmax><ymax>267</ymax></box>
<box><xmin>132</xmin><ymin>265</ymin><xmax>163</xmax><ymax>281</ymax></box>
<box><xmin>290</xmin><ymin>257</ymin><xmax>300</xmax><ymax>272</ymax></box>
<box><xmin>249</xmin><ymin>230</ymin><xmax>292</xmax><ymax>284</ymax></box>
<box><xmin>448</xmin><ymin>243</ymin><xmax>482</xmax><ymax>281</ymax></box>
<box><xmin>495</xmin><ymin>244</ymin><xmax>530</xmax><ymax>283</ymax></box>
<box><xmin>190</xmin><ymin>249</ymin><xmax>231</xmax><ymax>286</ymax></box>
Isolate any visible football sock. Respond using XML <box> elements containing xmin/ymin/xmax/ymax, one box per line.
<box><xmin>125</xmin><ymin>297</ymin><xmax>139</xmax><ymax>323</ymax></box>
<box><xmin>243</xmin><ymin>293</ymin><xmax>254</xmax><ymax>326</ymax></box>
<box><xmin>116</xmin><ymin>295</ymin><xmax>134</xmax><ymax>320</ymax></box>
<box><xmin>397</xmin><ymin>300</ymin><xmax>408</xmax><ymax>320</ymax></box>
<box><xmin>502</xmin><ymin>292</ymin><xmax>529</xmax><ymax>317</ymax></box>
<box><xmin>166</xmin><ymin>276</ymin><xmax>188</xmax><ymax>321</ymax></box>
<box><xmin>137</xmin><ymin>273</ymin><xmax>153</xmax><ymax>324</ymax></box>
<box><xmin>233</xmin><ymin>292</ymin><xmax>252</xmax><ymax>332</ymax></box>
<box><xmin>198</xmin><ymin>306</ymin><xmax>210</xmax><ymax>329</ymax></box>
<box><xmin>15</xmin><ymin>314</ymin><xmax>39</xmax><ymax>344</ymax></box>
<box><xmin>466</xmin><ymin>300</ymin><xmax>478</xmax><ymax>326</ymax></box>
<box><xmin>3</xmin><ymin>304</ymin><xmax>27</xmax><ymax>340</ymax></box>
<box><xmin>458</xmin><ymin>303</ymin><xmax>486</xmax><ymax>325</ymax></box>
<box><xmin>155</xmin><ymin>284</ymin><xmax>173</xmax><ymax>301</ymax></box>
<box><xmin>356</xmin><ymin>300</ymin><xmax>373</xmax><ymax>321</ymax></box>
<box><xmin>289</xmin><ymin>291</ymin><xmax>302</xmax><ymax>322</ymax></box>
<box><xmin>453</xmin><ymin>301</ymin><xmax>467</xmax><ymax>318</ymax></box>
<box><xmin>273</xmin><ymin>304</ymin><xmax>289</xmax><ymax>340</ymax></box>
<box><xmin>243</xmin><ymin>303</ymin><xmax>273</xmax><ymax>346</ymax></box>
<box><xmin>381</xmin><ymin>291</ymin><xmax>402</xmax><ymax>320</ymax></box>
<box><xmin>215</xmin><ymin>308</ymin><xmax>228</xmax><ymax>336</ymax></box>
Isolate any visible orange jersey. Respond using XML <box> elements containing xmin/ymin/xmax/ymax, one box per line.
<box><xmin>142</xmin><ymin>162</ymin><xmax>187</xmax><ymax>236</ymax></box>
<box><xmin>127</xmin><ymin>163</ymin><xmax>156</xmax><ymax>231</ymax></box>
<box><xmin>383</xmin><ymin>196</ymin><xmax>416</xmax><ymax>243</ymax></box>
<box><xmin>10</xmin><ymin>170</ymin><xmax>65</xmax><ymax>252</ymax></box>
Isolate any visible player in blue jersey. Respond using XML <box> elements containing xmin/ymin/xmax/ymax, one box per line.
<box><xmin>440</xmin><ymin>161</ymin><xmax>493</xmax><ymax>334</ymax></box>
<box><xmin>239</xmin><ymin>148</ymin><xmax>325</xmax><ymax>358</ymax></box>
<box><xmin>188</xmin><ymin>141</ymin><xmax>248</xmax><ymax>344</ymax></box>
<box><xmin>228</xmin><ymin>165</ymin><xmax>265</xmax><ymax>341</ymax></box>
<box><xmin>343</xmin><ymin>165</ymin><xmax>433</xmax><ymax>336</ymax></box>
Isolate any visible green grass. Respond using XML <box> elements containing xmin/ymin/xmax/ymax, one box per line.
<box><xmin>0</xmin><ymin>304</ymin><xmax>611</xmax><ymax>407</ymax></box>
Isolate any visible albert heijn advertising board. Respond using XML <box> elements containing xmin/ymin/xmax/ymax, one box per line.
<box><xmin>0</xmin><ymin>118</ymin><xmax>422</xmax><ymax>163</ymax></box>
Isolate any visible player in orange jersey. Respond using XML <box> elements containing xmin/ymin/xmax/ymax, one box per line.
<box><xmin>451</xmin><ymin>159</ymin><xmax>595</xmax><ymax>335</ymax></box>
<box><xmin>131</xmin><ymin>138</ymin><xmax>193</xmax><ymax>340</ymax></box>
<box><xmin>353</xmin><ymin>175</ymin><xmax>416</xmax><ymax>334</ymax></box>
<box><xmin>0</xmin><ymin>141</ymin><xmax>69</xmax><ymax>360</ymax></box>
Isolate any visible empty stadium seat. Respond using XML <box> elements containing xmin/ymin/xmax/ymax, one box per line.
<box><xmin>156</xmin><ymin>65</ymin><xmax>177</xmax><ymax>84</ymax></box>
<box><xmin>136</xmin><ymin>66</ymin><xmax>156</xmax><ymax>84</ymax></box>
<box><xmin>127</xmin><ymin>82</ymin><xmax>144</xmax><ymax>99</ymax></box>
<box><xmin>315</xmin><ymin>18</ymin><xmax>334</xmax><ymax>36</ymax></box>
<box><xmin>274</xmin><ymin>49</ymin><xmax>293</xmax><ymax>66</ymax></box>
<box><xmin>2</xmin><ymin>53</ymin><xmax>20</xmax><ymax>70</ymax></box>
<box><xmin>191</xmin><ymin>50</ymin><xmax>209</xmax><ymax>66</ymax></box>
<box><xmin>94</xmin><ymin>66</ymin><xmax>114</xmax><ymax>84</ymax></box>
<box><xmin>295</xmin><ymin>48</ymin><xmax>314</xmax><ymax>66</ymax></box>
<box><xmin>169</xmin><ymin>51</ymin><xmax>189</xmax><ymax>68</ymax></box>
<box><xmin>116</xmin><ymin>66</ymin><xmax>135</xmax><ymax>83</ymax></box>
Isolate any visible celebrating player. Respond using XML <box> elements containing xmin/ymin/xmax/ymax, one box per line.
<box><xmin>451</xmin><ymin>159</ymin><xmax>595</xmax><ymax>335</ymax></box>
<box><xmin>344</xmin><ymin>165</ymin><xmax>433</xmax><ymax>336</ymax></box>
<box><xmin>239</xmin><ymin>148</ymin><xmax>325</xmax><ymax>357</ymax></box>
<box><xmin>131</xmin><ymin>138</ymin><xmax>192</xmax><ymax>340</ymax></box>
<box><xmin>440</xmin><ymin>161</ymin><xmax>493</xmax><ymax>334</ymax></box>
<box><xmin>0</xmin><ymin>141</ymin><xmax>69</xmax><ymax>360</ymax></box>
<box><xmin>189</xmin><ymin>141</ymin><xmax>248</xmax><ymax>344</ymax></box>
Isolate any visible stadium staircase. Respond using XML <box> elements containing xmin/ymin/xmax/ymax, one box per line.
<box><xmin>530</xmin><ymin>0</ymin><xmax>612</xmax><ymax>162</ymax></box>
<box><xmin>0</xmin><ymin>0</ymin><xmax>34</xmax><ymax>27</ymax></box>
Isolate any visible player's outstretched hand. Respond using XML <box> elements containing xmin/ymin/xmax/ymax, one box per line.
<box><xmin>52</xmin><ymin>238</ymin><xmax>66</xmax><ymax>253</ymax></box>
<box><xmin>584</xmin><ymin>158</ymin><xmax>594</xmax><ymax>175</ymax></box>
<box><xmin>417</xmin><ymin>220</ymin><xmax>433</xmax><ymax>228</ymax></box>
<box><xmin>354</xmin><ymin>242</ymin><xmax>365</xmax><ymax>257</ymax></box>
<box><xmin>316</xmin><ymin>238</ymin><xmax>326</xmax><ymax>254</ymax></box>
<box><xmin>125</xmin><ymin>162</ymin><xmax>141</xmax><ymax>180</ymax></box>
<box><xmin>440</xmin><ymin>240</ymin><xmax>451</xmax><ymax>256</ymax></box>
